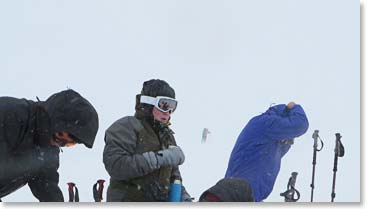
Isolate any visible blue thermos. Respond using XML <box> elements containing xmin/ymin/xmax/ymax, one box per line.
<box><xmin>169</xmin><ymin>179</ymin><xmax>182</xmax><ymax>202</ymax></box>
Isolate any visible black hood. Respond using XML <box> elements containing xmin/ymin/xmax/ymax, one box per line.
<box><xmin>141</xmin><ymin>79</ymin><xmax>175</xmax><ymax>99</ymax></box>
<box><xmin>41</xmin><ymin>89</ymin><xmax>99</xmax><ymax>148</ymax></box>
<box><xmin>199</xmin><ymin>178</ymin><xmax>254</xmax><ymax>202</ymax></box>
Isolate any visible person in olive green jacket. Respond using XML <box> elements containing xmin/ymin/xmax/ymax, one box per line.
<box><xmin>103</xmin><ymin>79</ymin><xmax>191</xmax><ymax>202</ymax></box>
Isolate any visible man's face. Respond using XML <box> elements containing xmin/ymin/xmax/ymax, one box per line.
<box><xmin>50</xmin><ymin>132</ymin><xmax>77</xmax><ymax>147</ymax></box>
<box><xmin>152</xmin><ymin>107</ymin><xmax>171</xmax><ymax>123</ymax></box>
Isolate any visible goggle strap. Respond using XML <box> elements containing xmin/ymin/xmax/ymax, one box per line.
<box><xmin>140</xmin><ymin>95</ymin><xmax>157</xmax><ymax>106</ymax></box>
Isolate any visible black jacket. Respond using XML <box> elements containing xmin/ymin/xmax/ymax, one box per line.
<box><xmin>199</xmin><ymin>178</ymin><xmax>254</xmax><ymax>202</ymax></box>
<box><xmin>0</xmin><ymin>89</ymin><xmax>99</xmax><ymax>201</ymax></box>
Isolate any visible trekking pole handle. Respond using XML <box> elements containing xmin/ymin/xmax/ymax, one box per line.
<box><xmin>312</xmin><ymin>130</ymin><xmax>319</xmax><ymax>148</ymax></box>
<box><xmin>334</xmin><ymin>133</ymin><xmax>340</xmax><ymax>153</ymax></box>
<box><xmin>312</xmin><ymin>130</ymin><xmax>319</xmax><ymax>140</ymax></box>
<box><xmin>290</xmin><ymin>172</ymin><xmax>298</xmax><ymax>188</ymax></box>
<box><xmin>335</xmin><ymin>133</ymin><xmax>341</xmax><ymax>140</ymax></box>
<box><xmin>312</xmin><ymin>130</ymin><xmax>324</xmax><ymax>151</ymax></box>
<box><xmin>334</xmin><ymin>133</ymin><xmax>343</xmax><ymax>155</ymax></box>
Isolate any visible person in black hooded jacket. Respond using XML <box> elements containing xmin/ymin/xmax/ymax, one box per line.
<box><xmin>0</xmin><ymin>89</ymin><xmax>99</xmax><ymax>202</ymax></box>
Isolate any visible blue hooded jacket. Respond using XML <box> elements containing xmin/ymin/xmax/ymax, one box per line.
<box><xmin>225</xmin><ymin>104</ymin><xmax>309</xmax><ymax>202</ymax></box>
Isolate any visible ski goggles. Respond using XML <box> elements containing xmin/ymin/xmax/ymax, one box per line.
<box><xmin>140</xmin><ymin>95</ymin><xmax>178</xmax><ymax>113</ymax></box>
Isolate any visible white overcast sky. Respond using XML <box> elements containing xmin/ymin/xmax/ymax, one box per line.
<box><xmin>0</xmin><ymin>0</ymin><xmax>362</xmax><ymax>204</ymax></box>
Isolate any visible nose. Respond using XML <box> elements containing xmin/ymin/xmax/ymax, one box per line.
<box><xmin>163</xmin><ymin>111</ymin><xmax>171</xmax><ymax>116</ymax></box>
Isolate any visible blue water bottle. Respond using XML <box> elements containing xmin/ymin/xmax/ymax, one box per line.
<box><xmin>169</xmin><ymin>179</ymin><xmax>182</xmax><ymax>202</ymax></box>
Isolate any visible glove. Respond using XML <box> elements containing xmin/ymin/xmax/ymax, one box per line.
<box><xmin>143</xmin><ymin>146</ymin><xmax>185</xmax><ymax>170</ymax></box>
<box><xmin>157</xmin><ymin>146</ymin><xmax>185</xmax><ymax>167</ymax></box>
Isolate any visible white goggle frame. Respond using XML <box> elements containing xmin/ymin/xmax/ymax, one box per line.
<box><xmin>140</xmin><ymin>95</ymin><xmax>178</xmax><ymax>113</ymax></box>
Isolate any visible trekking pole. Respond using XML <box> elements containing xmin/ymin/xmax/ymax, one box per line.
<box><xmin>67</xmin><ymin>182</ymin><xmax>79</xmax><ymax>202</ymax></box>
<box><xmin>331</xmin><ymin>133</ymin><xmax>344</xmax><ymax>202</ymax></box>
<box><xmin>93</xmin><ymin>179</ymin><xmax>105</xmax><ymax>202</ymax></box>
<box><xmin>310</xmin><ymin>130</ymin><xmax>324</xmax><ymax>202</ymax></box>
<box><xmin>280</xmin><ymin>172</ymin><xmax>300</xmax><ymax>202</ymax></box>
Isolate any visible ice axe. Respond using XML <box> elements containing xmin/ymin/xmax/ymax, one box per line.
<box><xmin>67</xmin><ymin>182</ymin><xmax>79</xmax><ymax>202</ymax></box>
<box><xmin>93</xmin><ymin>179</ymin><xmax>105</xmax><ymax>202</ymax></box>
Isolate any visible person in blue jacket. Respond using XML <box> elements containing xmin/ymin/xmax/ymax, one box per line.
<box><xmin>225</xmin><ymin>102</ymin><xmax>309</xmax><ymax>202</ymax></box>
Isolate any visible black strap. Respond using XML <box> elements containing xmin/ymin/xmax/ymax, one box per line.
<box><xmin>335</xmin><ymin>133</ymin><xmax>344</xmax><ymax>157</ymax></box>
<box><xmin>93</xmin><ymin>179</ymin><xmax>105</xmax><ymax>202</ymax></box>
<box><xmin>280</xmin><ymin>173</ymin><xmax>300</xmax><ymax>202</ymax></box>
<box><xmin>67</xmin><ymin>182</ymin><xmax>79</xmax><ymax>202</ymax></box>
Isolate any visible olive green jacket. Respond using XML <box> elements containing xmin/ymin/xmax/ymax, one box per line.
<box><xmin>103</xmin><ymin>116</ymin><xmax>190</xmax><ymax>201</ymax></box>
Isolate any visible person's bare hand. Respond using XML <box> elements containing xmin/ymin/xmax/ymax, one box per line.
<box><xmin>287</xmin><ymin>102</ymin><xmax>296</xmax><ymax>109</ymax></box>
